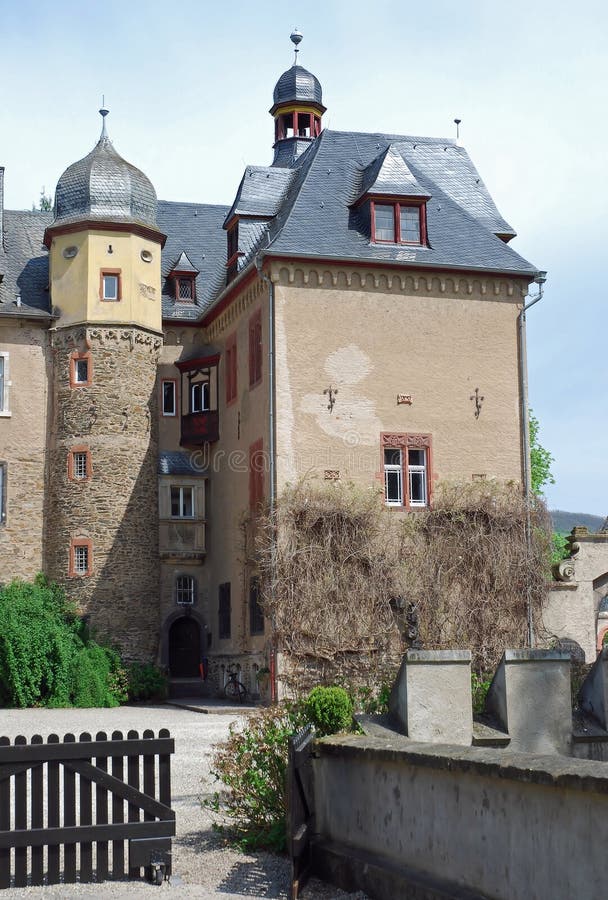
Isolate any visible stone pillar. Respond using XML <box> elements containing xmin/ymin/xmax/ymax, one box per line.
<box><xmin>484</xmin><ymin>650</ymin><xmax>572</xmax><ymax>754</ymax></box>
<box><xmin>389</xmin><ymin>649</ymin><xmax>473</xmax><ymax>746</ymax></box>
<box><xmin>579</xmin><ymin>648</ymin><xmax>608</xmax><ymax>729</ymax></box>
<box><xmin>45</xmin><ymin>324</ymin><xmax>162</xmax><ymax>661</ymax></box>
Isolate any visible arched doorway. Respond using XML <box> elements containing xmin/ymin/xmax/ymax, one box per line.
<box><xmin>169</xmin><ymin>617</ymin><xmax>200</xmax><ymax>677</ymax></box>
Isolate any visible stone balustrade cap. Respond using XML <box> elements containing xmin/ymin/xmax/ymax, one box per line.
<box><xmin>502</xmin><ymin>649</ymin><xmax>571</xmax><ymax>663</ymax></box>
<box><xmin>405</xmin><ymin>649</ymin><xmax>472</xmax><ymax>664</ymax></box>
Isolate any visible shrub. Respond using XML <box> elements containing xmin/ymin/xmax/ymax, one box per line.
<box><xmin>207</xmin><ymin>705</ymin><xmax>304</xmax><ymax>852</ymax></box>
<box><xmin>304</xmin><ymin>686</ymin><xmax>353</xmax><ymax>736</ymax></box>
<box><xmin>0</xmin><ymin>575</ymin><xmax>128</xmax><ymax>708</ymax></box>
<box><xmin>128</xmin><ymin>663</ymin><xmax>168</xmax><ymax>702</ymax></box>
<box><xmin>471</xmin><ymin>672</ymin><xmax>492</xmax><ymax>714</ymax></box>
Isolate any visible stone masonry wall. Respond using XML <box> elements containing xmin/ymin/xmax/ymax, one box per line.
<box><xmin>0</xmin><ymin>321</ymin><xmax>50</xmax><ymax>581</ymax></box>
<box><xmin>45</xmin><ymin>325</ymin><xmax>161</xmax><ymax>661</ymax></box>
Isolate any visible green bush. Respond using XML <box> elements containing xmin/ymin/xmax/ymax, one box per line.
<box><xmin>304</xmin><ymin>686</ymin><xmax>353</xmax><ymax>736</ymax></box>
<box><xmin>207</xmin><ymin>705</ymin><xmax>304</xmax><ymax>852</ymax></box>
<box><xmin>471</xmin><ymin>672</ymin><xmax>492</xmax><ymax>714</ymax></box>
<box><xmin>128</xmin><ymin>663</ymin><xmax>168</xmax><ymax>702</ymax></box>
<box><xmin>0</xmin><ymin>575</ymin><xmax>127</xmax><ymax>708</ymax></box>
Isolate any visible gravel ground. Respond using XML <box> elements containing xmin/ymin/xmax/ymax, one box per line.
<box><xmin>0</xmin><ymin>705</ymin><xmax>367</xmax><ymax>899</ymax></box>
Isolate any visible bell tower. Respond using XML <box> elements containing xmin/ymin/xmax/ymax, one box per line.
<box><xmin>270</xmin><ymin>30</ymin><xmax>326</xmax><ymax>167</ymax></box>
<box><xmin>44</xmin><ymin>110</ymin><xmax>166</xmax><ymax>661</ymax></box>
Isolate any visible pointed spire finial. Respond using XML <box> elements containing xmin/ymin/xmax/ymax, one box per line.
<box><xmin>99</xmin><ymin>99</ymin><xmax>110</xmax><ymax>140</ymax></box>
<box><xmin>290</xmin><ymin>27</ymin><xmax>303</xmax><ymax>64</ymax></box>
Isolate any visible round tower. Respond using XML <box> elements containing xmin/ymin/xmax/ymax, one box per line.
<box><xmin>271</xmin><ymin>30</ymin><xmax>326</xmax><ymax>166</ymax></box>
<box><xmin>44</xmin><ymin>110</ymin><xmax>165</xmax><ymax>661</ymax></box>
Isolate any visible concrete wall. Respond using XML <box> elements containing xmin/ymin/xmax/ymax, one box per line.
<box><xmin>0</xmin><ymin>319</ymin><xmax>50</xmax><ymax>581</ymax></box>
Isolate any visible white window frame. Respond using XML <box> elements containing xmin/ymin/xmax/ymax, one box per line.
<box><xmin>102</xmin><ymin>274</ymin><xmax>119</xmax><ymax>301</ymax></box>
<box><xmin>408</xmin><ymin>449</ymin><xmax>428</xmax><ymax>508</ymax></box>
<box><xmin>74</xmin><ymin>545</ymin><xmax>89</xmax><ymax>574</ymax></box>
<box><xmin>175</xmin><ymin>574</ymin><xmax>196</xmax><ymax>605</ymax></box>
<box><xmin>0</xmin><ymin>462</ymin><xmax>6</xmax><ymax>524</ymax></box>
<box><xmin>75</xmin><ymin>358</ymin><xmax>89</xmax><ymax>385</ymax></box>
<box><xmin>190</xmin><ymin>381</ymin><xmax>210</xmax><ymax>413</ymax></box>
<box><xmin>162</xmin><ymin>380</ymin><xmax>177</xmax><ymax>417</ymax></box>
<box><xmin>384</xmin><ymin>448</ymin><xmax>403</xmax><ymax>507</ymax></box>
<box><xmin>0</xmin><ymin>353</ymin><xmax>10</xmax><ymax>416</ymax></box>
<box><xmin>73</xmin><ymin>452</ymin><xmax>88</xmax><ymax>481</ymax></box>
<box><xmin>170</xmin><ymin>485</ymin><xmax>195</xmax><ymax>519</ymax></box>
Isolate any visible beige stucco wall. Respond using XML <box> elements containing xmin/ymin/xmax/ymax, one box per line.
<box><xmin>271</xmin><ymin>263</ymin><xmax>527</xmax><ymax>493</ymax></box>
<box><xmin>158</xmin><ymin>276</ymin><xmax>270</xmax><ymax>676</ymax></box>
<box><xmin>0</xmin><ymin>320</ymin><xmax>50</xmax><ymax>581</ymax></box>
<box><xmin>49</xmin><ymin>229</ymin><xmax>162</xmax><ymax>334</ymax></box>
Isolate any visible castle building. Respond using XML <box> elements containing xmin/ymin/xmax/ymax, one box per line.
<box><xmin>0</xmin><ymin>34</ymin><xmax>543</xmax><ymax>695</ymax></box>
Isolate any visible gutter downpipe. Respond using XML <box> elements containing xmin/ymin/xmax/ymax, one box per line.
<box><xmin>256</xmin><ymin>253</ymin><xmax>278</xmax><ymax>702</ymax></box>
<box><xmin>518</xmin><ymin>270</ymin><xmax>547</xmax><ymax>648</ymax></box>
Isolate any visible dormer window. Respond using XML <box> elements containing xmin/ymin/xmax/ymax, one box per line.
<box><xmin>169</xmin><ymin>251</ymin><xmax>199</xmax><ymax>303</ymax></box>
<box><xmin>176</xmin><ymin>276</ymin><xmax>195</xmax><ymax>301</ymax></box>
<box><xmin>371</xmin><ymin>201</ymin><xmax>426</xmax><ymax>245</ymax></box>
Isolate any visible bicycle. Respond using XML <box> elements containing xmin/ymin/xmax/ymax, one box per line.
<box><xmin>224</xmin><ymin>670</ymin><xmax>248</xmax><ymax>703</ymax></box>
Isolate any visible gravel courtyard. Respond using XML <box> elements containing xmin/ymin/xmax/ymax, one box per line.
<box><xmin>0</xmin><ymin>704</ymin><xmax>366</xmax><ymax>899</ymax></box>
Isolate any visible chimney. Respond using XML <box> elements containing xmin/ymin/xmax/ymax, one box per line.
<box><xmin>0</xmin><ymin>166</ymin><xmax>4</xmax><ymax>250</ymax></box>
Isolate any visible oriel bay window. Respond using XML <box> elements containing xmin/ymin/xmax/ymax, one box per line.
<box><xmin>382</xmin><ymin>434</ymin><xmax>431</xmax><ymax>509</ymax></box>
<box><xmin>371</xmin><ymin>201</ymin><xmax>427</xmax><ymax>245</ymax></box>
<box><xmin>176</xmin><ymin>353</ymin><xmax>220</xmax><ymax>445</ymax></box>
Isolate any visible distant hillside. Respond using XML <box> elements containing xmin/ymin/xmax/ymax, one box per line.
<box><xmin>551</xmin><ymin>510</ymin><xmax>605</xmax><ymax>534</ymax></box>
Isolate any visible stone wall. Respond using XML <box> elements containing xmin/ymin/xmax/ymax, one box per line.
<box><xmin>0</xmin><ymin>320</ymin><xmax>50</xmax><ymax>582</ymax></box>
<box><xmin>45</xmin><ymin>324</ymin><xmax>161</xmax><ymax>661</ymax></box>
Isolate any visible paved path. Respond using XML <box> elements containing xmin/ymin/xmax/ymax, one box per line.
<box><xmin>0</xmin><ymin>704</ymin><xmax>365</xmax><ymax>899</ymax></box>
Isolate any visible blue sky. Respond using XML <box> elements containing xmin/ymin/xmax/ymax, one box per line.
<box><xmin>1</xmin><ymin>0</ymin><xmax>605</xmax><ymax>515</ymax></box>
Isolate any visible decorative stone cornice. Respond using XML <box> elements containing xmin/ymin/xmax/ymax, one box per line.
<box><xmin>205</xmin><ymin>277</ymin><xmax>265</xmax><ymax>342</ymax></box>
<box><xmin>51</xmin><ymin>324</ymin><xmax>163</xmax><ymax>352</ymax></box>
<box><xmin>269</xmin><ymin>260</ymin><xmax>529</xmax><ymax>301</ymax></box>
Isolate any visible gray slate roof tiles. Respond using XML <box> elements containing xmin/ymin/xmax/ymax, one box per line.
<box><xmin>1</xmin><ymin>126</ymin><xmax>537</xmax><ymax>326</ymax></box>
<box><xmin>0</xmin><ymin>210</ymin><xmax>52</xmax><ymax>317</ymax></box>
<box><xmin>272</xmin><ymin>65</ymin><xmax>323</xmax><ymax>107</ymax></box>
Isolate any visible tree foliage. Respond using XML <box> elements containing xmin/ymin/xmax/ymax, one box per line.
<box><xmin>0</xmin><ymin>575</ymin><xmax>127</xmax><ymax>708</ymax></box>
<box><xmin>32</xmin><ymin>188</ymin><xmax>52</xmax><ymax>212</ymax></box>
<box><xmin>529</xmin><ymin>409</ymin><xmax>555</xmax><ymax>496</ymax></box>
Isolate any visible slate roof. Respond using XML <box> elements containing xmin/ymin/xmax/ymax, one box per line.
<box><xmin>0</xmin><ymin>210</ymin><xmax>52</xmax><ymax>318</ymax></box>
<box><xmin>158</xmin><ymin>201</ymin><xmax>230</xmax><ymax>321</ymax></box>
<box><xmin>158</xmin><ymin>451</ymin><xmax>206</xmax><ymax>476</ymax></box>
<box><xmin>357</xmin><ymin>145</ymin><xmax>430</xmax><ymax>201</ymax></box>
<box><xmin>53</xmin><ymin>133</ymin><xmax>158</xmax><ymax>230</ymax></box>
<box><xmin>223</xmin><ymin>166</ymin><xmax>296</xmax><ymax>225</ymax></box>
<box><xmin>272</xmin><ymin>64</ymin><xmax>323</xmax><ymax>108</ymax></box>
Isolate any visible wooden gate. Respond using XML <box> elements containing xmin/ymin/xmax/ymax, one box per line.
<box><xmin>287</xmin><ymin>724</ymin><xmax>316</xmax><ymax>900</ymax></box>
<box><xmin>0</xmin><ymin>729</ymin><xmax>175</xmax><ymax>888</ymax></box>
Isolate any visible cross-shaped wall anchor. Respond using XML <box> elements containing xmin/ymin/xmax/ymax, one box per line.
<box><xmin>470</xmin><ymin>387</ymin><xmax>484</xmax><ymax>419</ymax></box>
<box><xmin>323</xmin><ymin>385</ymin><xmax>338</xmax><ymax>413</ymax></box>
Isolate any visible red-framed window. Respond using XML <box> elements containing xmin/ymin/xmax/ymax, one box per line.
<box><xmin>249</xmin><ymin>310</ymin><xmax>263</xmax><ymax>388</ymax></box>
<box><xmin>174</xmin><ymin>275</ymin><xmax>196</xmax><ymax>302</ymax></box>
<box><xmin>161</xmin><ymin>379</ymin><xmax>178</xmax><ymax>417</ymax></box>
<box><xmin>100</xmin><ymin>269</ymin><xmax>122</xmax><ymax>301</ymax></box>
<box><xmin>67</xmin><ymin>445</ymin><xmax>92</xmax><ymax>483</ymax></box>
<box><xmin>371</xmin><ymin>201</ymin><xmax>427</xmax><ymax>246</ymax></box>
<box><xmin>69</xmin><ymin>538</ymin><xmax>93</xmax><ymax>577</ymax></box>
<box><xmin>382</xmin><ymin>434</ymin><xmax>432</xmax><ymax>509</ymax></box>
<box><xmin>225</xmin><ymin>332</ymin><xmax>238</xmax><ymax>405</ymax></box>
<box><xmin>249</xmin><ymin>438</ymin><xmax>265</xmax><ymax>512</ymax></box>
<box><xmin>69</xmin><ymin>351</ymin><xmax>92</xmax><ymax>388</ymax></box>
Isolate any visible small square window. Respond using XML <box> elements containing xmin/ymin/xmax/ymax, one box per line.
<box><xmin>400</xmin><ymin>206</ymin><xmax>421</xmax><ymax>243</ymax></box>
<box><xmin>102</xmin><ymin>273</ymin><xmax>119</xmax><ymax>301</ymax></box>
<box><xmin>176</xmin><ymin>575</ymin><xmax>196</xmax><ymax>605</ymax></box>
<box><xmin>178</xmin><ymin>278</ymin><xmax>194</xmax><ymax>300</ymax></box>
<box><xmin>171</xmin><ymin>486</ymin><xmax>194</xmax><ymax>518</ymax></box>
<box><xmin>74</xmin><ymin>545</ymin><xmax>88</xmax><ymax>573</ymax></box>
<box><xmin>70</xmin><ymin>539</ymin><xmax>92</xmax><ymax>577</ymax></box>
<box><xmin>73</xmin><ymin>452</ymin><xmax>88</xmax><ymax>480</ymax></box>
<box><xmin>162</xmin><ymin>380</ymin><xmax>177</xmax><ymax>416</ymax></box>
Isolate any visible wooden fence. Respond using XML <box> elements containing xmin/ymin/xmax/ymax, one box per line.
<box><xmin>287</xmin><ymin>724</ymin><xmax>315</xmax><ymax>900</ymax></box>
<box><xmin>0</xmin><ymin>729</ymin><xmax>175</xmax><ymax>888</ymax></box>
